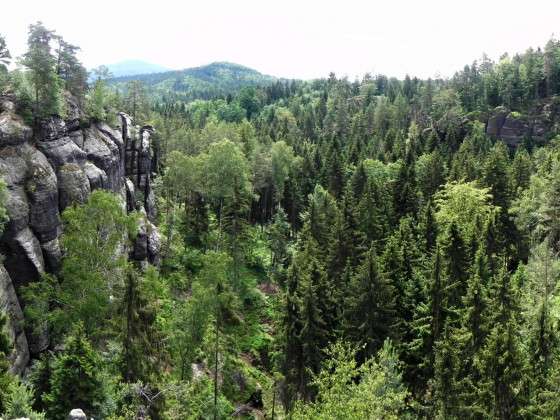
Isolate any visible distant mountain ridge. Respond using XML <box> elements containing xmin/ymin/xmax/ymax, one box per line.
<box><xmin>102</xmin><ymin>60</ymin><xmax>170</xmax><ymax>78</ymax></box>
<box><xmin>108</xmin><ymin>61</ymin><xmax>280</xmax><ymax>102</ymax></box>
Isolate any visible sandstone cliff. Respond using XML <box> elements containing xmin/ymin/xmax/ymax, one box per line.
<box><xmin>485</xmin><ymin>99</ymin><xmax>560</xmax><ymax>147</ymax></box>
<box><xmin>0</xmin><ymin>95</ymin><xmax>160</xmax><ymax>374</ymax></box>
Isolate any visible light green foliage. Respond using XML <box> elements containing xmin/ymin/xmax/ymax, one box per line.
<box><xmin>2</xmin><ymin>381</ymin><xmax>45</xmax><ymax>420</ymax></box>
<box><xmin>169</xmin><ymin>281</ymin><xmax>211</xmax><ymax>379</ymax></box>
<box><xmin>6</xmin><ymin>25</ymin><xmax>560</xmax><ymax>418</ymax></box>
<box><xmin>86</xmin><ymin>78</ymin><xmax>120</xmax><ymax>124</ymax></box>
<box><xmin>24</xmin><ymin>190</ymin><xmax>138</xmax><ymax>338</ymax></box>
<box><xmin>271</xmin><ymin>140</ymin><xmax>298</xmax><ymax>200</ymax></box>
<box><xmin>164</xmin><ymin>377</ymin><xmax>234</xmax><ymax>419</ymax></box>
<box><xmin>292</xmin><ymin>340</ymin><xmax>408</xmax><ymax>419</ymax></box>
<box><xmin>434</xmin><ymin>181</ymin><xmax>498</xmax><ymax>241</ymax></box>
<box><xmin>513</xmin><ymin>158</ymin><xmax>560</xmax><ymax>246</ymax></box>
<box><xmin>203</xmin><ymin>139</ymin><xmax>252</xmax><ymax>205</ymax></box>
<box><xmin>0</xmin><ymin>34</ymin><xmax>9</xmax><ymax>69</ymax></box>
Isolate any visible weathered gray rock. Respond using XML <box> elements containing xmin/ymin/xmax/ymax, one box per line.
<box><xmin>125</xmin><ymin>178</ymin><xmax>136</xmax><ymax>212</ymax></box>
<box><xmin>38</xmin><ymin>116</ymin><xmax>67</xmax><ymax>141</ymax></box>
<box><xmin>64</xmin><ymin>93</ymin><xmax>86</xmax><ymax>132</ymax></box>
<box><xmin>26</xmin><ymin>149</ymin><xmax>61</xmax><ymax>243</ymax></box>
<box><xmin>4</xmin><ymin>227</ymin><xmax>45</xmax><ymax>287</ymax></box>
<box><xmin>486</xmin><ymin>101</ymin><xmax>560</xmax><ymax>147</ymax></box>
<box><xmin>37</xmin><ymin>136</ymin><xmax>87</xmax><ymax>169</ymax></box>
<box><xmin>57</xmin><ymin>164</ymin><xmax>91</xmax><ymax>210</ymax></box>
<box><xmin>83</xmin><ymin>161</ymin><xmax>107</xmax><ymax>190</ymax></box>
<box><xmin>83</xmin><ymin>125</ymin><xmax>123</xmax><ymax>190</ymax></box>
<box><xmin>0</xmin><ymin>112</ymin><xmax>32</xmax><ymax>146</ymax></box>
<box><xmin>133</xmin><ymin>216</ymin><xmax>149</xmax><ymax>261</ymax></box>
<box><xmin>0</xmin><ymin>264</ymin><xmax>29</xmax><ymax>374</ymax></box>
<box><xmin>41</xmin><ymin>237</ymin><xmax>62</xmax><ymax>273</ymax></box>
<box><xmin>147</xmin><ymin>219</ymin><xmax>161</xmax><ymax>265</ymax></box>
<box><xmin>486</xmin><ymin>106</ymin><xmax>508</xmax><ymax>138</ymax></box>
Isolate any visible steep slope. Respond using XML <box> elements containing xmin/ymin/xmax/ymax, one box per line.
<box><xmin>0</xmin><ymin>94</ymin><xmax>160</xmax><ymax>373</ymax></box>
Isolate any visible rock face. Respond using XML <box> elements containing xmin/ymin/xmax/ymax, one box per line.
<box><xmin>486</xmin><ymin>101</ymin><xmax>560</xmax><ymax>147</ymax></box>
<box><xmin>0</xmin><ymin>97</ymin><xmax>160</xmax><ymax>373</ymax></box>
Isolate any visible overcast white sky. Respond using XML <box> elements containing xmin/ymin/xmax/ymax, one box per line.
<box><xmin>1</xmin><ymin>0</ymin><xmax>559</xmax><ymax>79</ymax></box>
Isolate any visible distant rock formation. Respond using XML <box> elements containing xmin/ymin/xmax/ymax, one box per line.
<box><xmin>486</xmin><ymin>100</ymin><xmax>560</xmax><ymax>147</ymax></box>
<box><xmin>0</xmin><ymin>95</ymin><xmax>160</xmax><ymax>373</ymax></box>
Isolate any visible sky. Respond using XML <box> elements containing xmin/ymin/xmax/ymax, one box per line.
<box><xmin>1</xmin><ymin>0</ymin><xmax>559</xmax><ymax>80</ymax></box>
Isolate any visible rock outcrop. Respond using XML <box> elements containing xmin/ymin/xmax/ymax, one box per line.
<box><xmin>0</xmin><ymin>96</ymin><xmax>160</xmax><ymax>373</ymax></box>
<box><xmin>486</xmin><ymin>100</ymin><xmax>560</xmax><ymax>147</ymax></box>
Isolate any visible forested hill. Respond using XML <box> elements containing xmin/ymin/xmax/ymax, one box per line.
<box><xmin>108</xmin><ymin>61</ymin><xmax>279</xmax><ymax>102</ymax></box>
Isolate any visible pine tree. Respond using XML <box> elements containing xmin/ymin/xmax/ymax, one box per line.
<box><xmin>21</xmin><ymin>22</ymin><xmax>65</xmax><ymax>121</ymax></box>
<box><xmin>54</xmin><ymin>36</ymin><xmax>87</xmax><ymax>102</ymax></box>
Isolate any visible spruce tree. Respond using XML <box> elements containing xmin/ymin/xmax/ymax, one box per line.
<box><xmin>44</xmin><ymin>323</ymin><xmax>104</xmax><ymax>419</ymax></box>
<box><xmin>343</xmin><ymin>246</ymin><xmax>396</xmax><ymax>361</ymax></box>
<box><xmin>441</xmin><ymin>221</ymin><xmax>470</xmax><ymax>313</ymax></box>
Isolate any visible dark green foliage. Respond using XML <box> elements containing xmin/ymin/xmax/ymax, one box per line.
<box><xmin>0</xmin><ymin>314</ymin><xmax>13</xmax><ymax>413</ymax></box>
<box><xmin>44</xmin><ymin>323</ymin><xmax>104</xmax><ymax>419</ymax></box>
<box><xmin>343</xmin><ymin>246</ymin><xmax>396</xmax><ymax>360</ymax></box>
<box><xmin>20</xmin><ymin>22</ymin><xmax>65</xmax><ymax>120</ymax></box>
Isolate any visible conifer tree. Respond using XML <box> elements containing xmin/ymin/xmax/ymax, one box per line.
<box><xmin>44</xmin><ymin>323</ymin><xmax>104</xmax><ymax>419</ymax></box>
<box><xmin>394</xmin><ymin>147</ymin><xmax>418</xmax><ymax>218</ymax></box>
<box><xmin>343</xmin><ymin>246</ymin><xmax>396</xmax><ymax>361</ymax></box>
<box><xmin>21</xmin><ymin>22</ymin><xmax>65</xmax><ymax>121</ymax></box>
<box><xmin>477</xmin><ymin>262</ymin><xmax>527</xmax><ymax>419</ymax></box>
<box><xmin>441</xmin><ymin>221</ymin><xmax>470</xmax><ymax>313</ymax></box>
